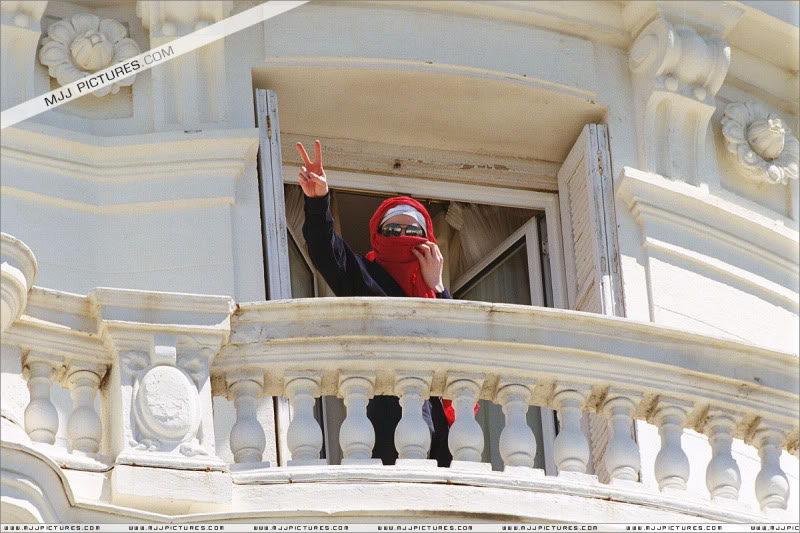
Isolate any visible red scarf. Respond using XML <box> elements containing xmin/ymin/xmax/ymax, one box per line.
<box><xmin>365</xmin><ymin>196</ymin><xmax>474</xmax><ymax>427</ymax></box>
<box><xmin>365</xmin><ymin>196</ymin><xmax>437</xmax><ymax>299</ymax></box>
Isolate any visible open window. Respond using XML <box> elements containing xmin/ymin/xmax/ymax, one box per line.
<box><xmin>256</xmin><ymin>89</ymin><xmax>619</xmax><ymax>475</ymax></box>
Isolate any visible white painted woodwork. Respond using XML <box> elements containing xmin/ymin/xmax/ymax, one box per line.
<box><xmin>256</xmin><ymin>88</ymin><xmax>294</xmax><ymax>467</ymax></box>
<box><xmin>651</xmin><ymin>399</ymin><xmax>692</xmax><ymax>491</ymax></box>
<box><xmin>557</xmin><ymin>124</ymin><xmax>623</xmax><ymax>316</ymax></box>
<box><xmin>445</xmin><ymin>375</ymin><xmax>485</xmax><ymax>463</ymax></box>
<box><xmin>338</xmin><ymin>373</ymin><xmax>377</xmax><ymax>464</ymax></box>
<box><xmin>552</xmin><ymin>386</ymin><xmax>591</xmax><ymax>474</ymax></box>
<box><xmin>752</xmin><ymin>425</ymin><xmax>791</xmax><ymax>511</ymax></box>
<box><xmin>704</xmin><ymin>410</ymin><xmax>742</xmax><ymax>500</ymax></box>
<box><xmin>284</xmin><ymin>373</ymin><xmax>324</xmax><ymax>465</ymax></box>
<box><xmin>557</xmin><ymin>124</ymin><xmax>626</xmax><ymax>481</ymax></box>
<box><xmin>602</xmin><ymin>392</ymin><xmax>641</xmax><ymax>482</ymax></box>
<box><xmin>496</xmin><ymin>383</ymin><xmax>536</xmax><ymax>469</ymax></box>
<box><xmin>228</xmin><ymin>373</ymin><xmax>267</xmax><ymax>464</ymax></box>
<box><xmin>23</xmin><ymin>359</ymin><xmax>60</xmax><ymax>444</ymax></box>
<box><xmin>65</xmin><ymin>367</ymin><xmax>104</xmax><ymax>455</ymax></box>
<box><xmin>394</xmin><ymin>374</ymin><xmax>433</xmax><ymax>461</ymax></box>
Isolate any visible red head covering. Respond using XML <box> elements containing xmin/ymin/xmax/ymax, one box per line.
<box><xmin>365</xmin><ymin>196</ymin><xmax>437</xmax><ymax>299</ymax></box>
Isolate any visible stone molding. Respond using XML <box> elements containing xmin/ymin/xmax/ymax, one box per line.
<box><xmin>615</xmin><ymin>166</ymin><xmax>799</xmax><ymax>309</ymax></box>
<box><xmin>627</xmin><ymin>15</ymin><xmax>731</xmax><ymax>183</ymax></box>
<box><xmin>38</xmin><ymin>13</ymin><xmax>141</xmax><ymax>98</ymax></box>
<box><xmin>721</xmin><ymin>101</ymin><xmax>799</xmax><ymax>186</ymax></box>
<box><xmin>1</xmin><ymin>124</ymin><xmax>259</xmax><ymax>213</ymax></box>
<box><xmin>0</xmin><ymin>232</ymin><xmax>37</xmax><ymax>333</ymax></box>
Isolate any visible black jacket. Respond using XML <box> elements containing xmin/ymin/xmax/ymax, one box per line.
<box><xmin>303</xmin><ymin>193</ymin><xmax>453</xmax><ymax>467</ymax></box>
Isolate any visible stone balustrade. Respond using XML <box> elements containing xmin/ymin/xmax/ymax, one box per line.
<box><xmin>1</xmin><ymin>236</ymin><xmax>797</xmax><ymax>521</ymax></box>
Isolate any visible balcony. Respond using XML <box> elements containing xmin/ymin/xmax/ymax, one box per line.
<box><xmin>1</xmin><ymin>233</ymin><xmax>798</xmax><ymax>523</ymax></box>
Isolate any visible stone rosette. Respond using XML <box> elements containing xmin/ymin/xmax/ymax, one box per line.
<box><xmin>721</xmin><ymin>101</ymin><xmax>799</xmax><ymax>185</ymax></box>
<box><xmin>39</xmin><ymin>13</ymin><xmax>141</xmax><ymax>97</ymax></box>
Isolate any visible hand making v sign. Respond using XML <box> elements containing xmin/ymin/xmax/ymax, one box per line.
<box><xmin>296</xmin><ymin>140</ymin><xmax>329</xmax><ymax>198</ymax></box>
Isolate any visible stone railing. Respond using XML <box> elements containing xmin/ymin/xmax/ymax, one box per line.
<box><xmin>1</xmin><ymin>234</ymin><xmax>797</xmax><ymax>522</ymax></box>
<box><xmin>215</xmin><ymin>299</ymin><xmax>798</xmax><ymax>509</ymax></box>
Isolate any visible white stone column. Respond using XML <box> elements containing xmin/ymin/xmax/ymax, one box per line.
<box><xmin>394</xmin><ymin>373</ymin><xmax>432</xmax><ymax>461</ymax></box>
<box><xmin>65</xmin><ymin>364</ymin><xmax>106</xmax><ymax>455</ymax></box>
<box><xmin>285</xmin><ymin>372</ymin><xmax>325</xmax><ymax>465</ymax></box>
<box><xmin>704</xmin><ymin>409</ymin><xmax>741</xmax><ymax>500</ymax></box>
<box><xmin>22</xmin><ymin>354</ymin><xmax>62</xmax><ymax>445</ymax></box>
<box><xmin>338</xmin><ymin>372</ymin><xmax>379</xmax><ymax>464</ymax></box>
<box><xmin>751</xmin><ymin>424</ymin><xmax>790</xmax><ymax>511</ymax></box>
<box><xmin>496</xmin><ymin>382</ymin><xmax>536</xmax><ymax>469</ymax></box>
<box><xmin>601</xmin><ymin>390</ymin><xmax>641</xmax><ymax>482</ymax></box>
<box><xmin>445</xmin><ymin>373</ymin><xmax>485</xmax><ymax>464</ymax></box>
<box><xmin>227</xmin><ymin>371</ymin><xmax>266</xmax><ymax>464</ymax></box>
<box><xmin>1</xmin><ymin>233</ymin><xmax>37</xmax><ymax>334</ymax></box>
<box><xmin>650</xmin><ymin>398</ymin><xmax>692</xmax><ymax>491</ymax></box>
<box><xmin>552</xmin><ymin>385</ymin><xmax>591</xmax><ymax>474</ymax></box>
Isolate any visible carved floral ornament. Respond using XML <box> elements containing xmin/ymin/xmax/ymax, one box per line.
<box><xmin>38</xmin><ymin>14</ymin><xmax>141</xmax><ymax>97</ymax></box>
<box><xmin>721</xmin><ymin>101</ymin><xmax>799</xmax><ymax>185</ymax></box>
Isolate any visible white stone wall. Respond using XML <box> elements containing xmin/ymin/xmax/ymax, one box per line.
<box><xmin>1</xmin><ymin>0</ymin><xmax>797</xmax><ymax>522</ymax></box>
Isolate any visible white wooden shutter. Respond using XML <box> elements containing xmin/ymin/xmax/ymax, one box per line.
<box><xmin>557</xmin><ymin>124</ymin><xmax>625</xmax><ymax>482</ymax></box>
<box><xmin>256</xmin><ymin>88</ymin><xmax>293</xmax><ymax>465</ymax></box>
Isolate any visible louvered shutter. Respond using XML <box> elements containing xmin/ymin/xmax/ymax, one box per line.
<box><xmin>557</xmin><ymin>124</ymin><xmax>625</xmax><ymax>482</ymax></box>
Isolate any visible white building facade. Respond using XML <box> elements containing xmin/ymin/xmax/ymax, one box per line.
<box><xmin>1</xmin><ymin>0</ymin><xmax>798</xmax><ymax>524</ymax></box>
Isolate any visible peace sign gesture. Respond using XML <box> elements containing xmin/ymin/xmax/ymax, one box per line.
<box><xmin>296</xmin><ymin>140</ymin><xmax>329</xmax><ymax>198</ymax></box>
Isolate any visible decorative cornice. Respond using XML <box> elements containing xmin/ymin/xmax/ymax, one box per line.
<box><xmin>38</xmin><ymin>14</ymin><xmax>141</xmax><ymax>98</ymax></box>
<box><xmin>721</xmin><ymin>101</ymin><xmax>799</xmax><ymax>185</ymax></box>
<box><xmin>1</xmin><ymin>124</ymin><xmax>259</xmax><ymax>213</ymax></box>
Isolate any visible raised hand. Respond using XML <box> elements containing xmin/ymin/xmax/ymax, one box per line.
<box><xmin>296</xmin><ymin>140</ymin><xmax>328</xmax><ymax>198</ymax></box>
<box><xmin>412</xmin><ymin>241</ymin><xmax>445</xmax><ymax>293</ymax></box>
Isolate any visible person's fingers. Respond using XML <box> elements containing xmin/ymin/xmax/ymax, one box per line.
<box><xmin>309</xmin><ymin>171</ymin><xmax>326</xmax><ymax>183</ymax></box>
<box><xmin>417</xmin><ymin>244</ymin><xmax>431</xmax><ymax>257</ymax></box>
<box><xmin>296</xmin><ymin>142</ymin><xmax>312</xmax><ymax>168</ymax></box>
<box><xmin>314</xmin><ymin>140</ymin><xmax>322</xmax><ymax>168</ymax></box>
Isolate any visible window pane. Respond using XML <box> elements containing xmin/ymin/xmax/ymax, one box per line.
<box><xmin>456</xmin><ymin>240</ymin><xmax>531</xmax><ymax>305</ymax></box>
<box><xmin>288</xmin><ymin>233</ymin><xmax>315</xmax><ymax>298</ymax></box>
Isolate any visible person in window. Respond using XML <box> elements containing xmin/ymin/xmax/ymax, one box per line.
<box><xmin>297</xmin><ymin>140</ymin><xmax>456</xmax><ymax>467</ymax></box>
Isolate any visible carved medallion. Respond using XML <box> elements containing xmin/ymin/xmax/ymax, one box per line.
<box><xmin>38</xmin><ymin>14</ymin><xmax>141</xmax><ymax>97</ymax></box>
<box><xmin>132</xmin><ymin>365</ymin><xmax>201</xmax><ymax>448</ymax></box>
<box><xmin>721</xmin><ymin>101</ymin><xmax>799</xmax><ymax>185</ymax></box>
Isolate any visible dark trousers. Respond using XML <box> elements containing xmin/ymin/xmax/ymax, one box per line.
<box><xmin>367</xmin><ymin>395</ymin><xmax>453</xmax><ymax>467</ymax></box>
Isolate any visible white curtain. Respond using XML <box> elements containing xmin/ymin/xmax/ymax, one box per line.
<box><xmin>445</xmin><ymin>201</ymin><xmax>533</xmax><ymax>284</ymax></box>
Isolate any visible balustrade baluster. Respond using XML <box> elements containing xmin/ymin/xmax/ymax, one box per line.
<box><xmin>228</xmin><ymin>371</ymin><xmax>267</xmax><ymax>464</ymax></box>
<box><xmin>704</xmin><ymin>409</ymin><xmax>741</xmax><ymax>500</ymax></box>
<box><xmin>497</xmin><ymin>382</ymin><xmax>536</xmax><ymax>469</ymax></box>
<box><xmin>394</xmin><ymin>374</ymin><xmax>432</xmax><ymax>461</ymax></box>
<box><xmin>285</xmin><ymin>372</ymin><xmax>325</xmax><ymax>465</ymax></box>
<box><xmin>445</xmin><ymin>374</ymin><xmax>485</xmax><ymax>464</ymax></box>
<box><xmin>339</xmin><ymin>372</ymin><xmax>379</xmax><ymax>464</ymax></box>
<box><xmin>65</xmin><ymin>365</ymin><xmax>104</xmax><ymax>455</ymax></box>
<box><xmin>552</xmin><ymin>385</ymin><xmax>591</xmax><ymax>474</ymax></box>
<box><xmin>651</xmin><ymin>398</ymin><xmax>691</xmax><ymax>491</ymax></box>
<box><xmin>602</xmin><ymin>390</ymin><xmax>641</xmax><ymax>482</ymax></box>
<box><xmin>23</xmin><ymin>357</ymin><xmax>61</xmax><ymax>444</ymax></box>
<box><xmin>752</xmin><ymin>424</ymin><xmax>790</xmax><ymax>511</ymax></box>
